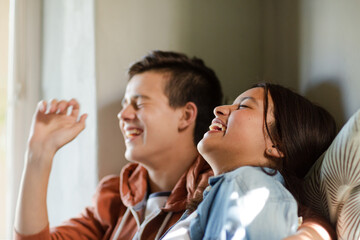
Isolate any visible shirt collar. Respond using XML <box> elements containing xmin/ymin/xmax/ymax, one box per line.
<box><xmin>208</xmin><ymin>166</ymin><xmax>284</xmax><ymax>187</ymax></box>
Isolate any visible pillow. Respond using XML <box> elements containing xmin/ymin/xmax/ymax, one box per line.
<box><xmin>303</xmin><ymin>109</ymin><xmax>360</xmax><ymax>239</ymax></box>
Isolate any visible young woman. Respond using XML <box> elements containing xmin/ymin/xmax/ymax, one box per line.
<box><xmin>163</xmin><ymin>83</ymin><xmax>337</xmax><ymax>240</ymax></box>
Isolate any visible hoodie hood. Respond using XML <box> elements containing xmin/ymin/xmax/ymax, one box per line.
<box><xmin>120</xmin><ymin>156</ymin><xmax>213</xmax><ymax>213</ymax></box>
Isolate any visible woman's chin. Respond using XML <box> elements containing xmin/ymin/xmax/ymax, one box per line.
<box><xmin>197</xmin><ymin>139</ymin><xmax>217</xmax><ymax>160</ymax></box>
<box><xmin>197</xmin><ymin>137</ymin><xmax>210</xmax><ymax>156</ymax></box>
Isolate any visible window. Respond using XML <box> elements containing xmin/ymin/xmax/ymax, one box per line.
<box><xmin>0</xmin><ymin>0</ymin><xmax>9</xmax><ymax>238</ymax></box>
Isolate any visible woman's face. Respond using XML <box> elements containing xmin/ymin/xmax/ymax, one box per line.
<box><xmin>198</xmin><ymin>87</ymin><xmax>278</xmax><ymax>175</ymax></box>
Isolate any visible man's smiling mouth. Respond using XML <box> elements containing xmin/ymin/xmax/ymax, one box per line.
<box><xmin>125</xmin><ymin>128</ymin><xmax>143</xmax><ymax>138</ymax></box>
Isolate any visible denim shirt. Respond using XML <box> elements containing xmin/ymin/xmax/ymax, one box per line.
<box><xmin>189</xmin><ymin>166</ymin><xmax>298</xmax><ymax>240</ymax></box>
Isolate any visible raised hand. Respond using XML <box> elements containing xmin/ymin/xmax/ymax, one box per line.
<box><xmin>28</xmin><ymin>99</ymin><xmax>88</xmax><ymax>158</ymax></box>
<box><xmin>15</xmin><ymin>99</ymin><xmax>88</xmax><ymax>235</ymax></box>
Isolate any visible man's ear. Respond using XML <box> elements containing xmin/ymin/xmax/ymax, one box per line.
<box><xmin>178</xmin><ymin>102</ymin><xmax>197</xmax><ymax>131</ymax></box>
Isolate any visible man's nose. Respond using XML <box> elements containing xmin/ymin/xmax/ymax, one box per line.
<box><xmin>118</xmin><ymin>104</ymin><xmax>136</xmax><ymax>121</ymax></box>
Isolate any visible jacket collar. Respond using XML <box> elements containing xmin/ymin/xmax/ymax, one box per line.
<box><xmin>120</xmin><ymin>156</ymin><xmax>213</xmax><ymax>212</ymax></box>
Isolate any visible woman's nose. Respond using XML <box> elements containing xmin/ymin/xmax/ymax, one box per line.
<box><xmin>213</xmin><ymin>105</ymin><xmax>231</xmax><ymax>117</ymax></box>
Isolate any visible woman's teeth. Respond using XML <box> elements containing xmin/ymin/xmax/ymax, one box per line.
<box><xmin>209</xmin><ymin>122</ymin><xmax>226</xmax><ymax>132</ymax></box>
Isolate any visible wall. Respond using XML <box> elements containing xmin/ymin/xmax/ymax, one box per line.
<box><xmin>262</xmin><ymin>1</ymin><xmax>301</xmax><ymax>90</ymax></box>
<box><xmin>263</xmin><ymin>0</ymin><xmax>360</xmax><ymax>128</ymax></box>
<box><xmin>299</xmin><ymin>0</ymin><xmax>360</xmax><ymax>127</ymax></box>
<box><xmin>95</xmin><ymin>0</ymin><xmax>263</xmax><ymax>178</ymax></box>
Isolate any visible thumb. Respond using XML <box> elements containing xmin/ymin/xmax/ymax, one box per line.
<box><xmin>73</xmin><ymin>114</ymin><xmax>88</xmax><ymax>136</ymax></box>
<box><xmin>74</xmin><ymin>114</ymin><xmax>88</xmax><ymax>134</ymax></box>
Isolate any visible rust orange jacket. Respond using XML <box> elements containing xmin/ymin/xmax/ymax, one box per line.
<box><xmin>14</xmin><ymin>156</ymin><xmax>212</xmax><ymax>240</ymax></box>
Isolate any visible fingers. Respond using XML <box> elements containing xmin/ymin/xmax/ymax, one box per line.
<box><xmin>68</xmin><ymin>99</ymin><xmax>80</xmax><ymax>119</ymax></box>
<box><xmin>78</xmin><ymin>114</ymin><xmax>88</xmax><ymax>128</ymax></box>
<box><xmin>73</xmin><ymin>114</ymin><xmax>88</xmax><ymax>134</ymax></box>
<box><xmin>38</xmin><ymin>99</ymin><xmax>84</xmax><ymax>121</ymax></box>
<box><xmin>48</xmin><ymin>99</ymin><xmax>71</xmax><ymax>114</ymax></box>
<box><xmin>57</xmin><ymin>100</ymin><xmax>70</xmax><ymax>114</ymax></box>
<box><xmin>48</xmin><ymin>99</ymin><xmax>58</xmax><ymax>113</ymax></box>
<box><xmin>37</xmin><ymin>100</ymin><xmax>47</xmax><ymax>113</ymax></box>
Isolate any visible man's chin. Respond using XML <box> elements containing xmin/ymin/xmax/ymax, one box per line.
<box><xmin>125</xmin><ymin>150</ymin><xmax>145</xmax><ymax>164</ymax></box>
<box><xmin>125</xmin><ymin>150</ymin><xmax>135</xmax><ymax>162</ymax></box>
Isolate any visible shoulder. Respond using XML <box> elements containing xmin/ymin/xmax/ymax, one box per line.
<box><xmin>97</xmin><ymin>175</ymin><xmax>120</xmax><ymax>193</ymax></box>
<box><xmin>59</xmin><ymin>174</ymin><xmax>124</xmax><ymax>234</ymax></box>
<box><xmin>198</xmin><ymin>167</ymin><xmax>299</xmax><ymax>239</ymax></box>
<box><xmin>93</xmin><ymin>175</ymin><xmax>121</xmax><ymax>211</ymax></box>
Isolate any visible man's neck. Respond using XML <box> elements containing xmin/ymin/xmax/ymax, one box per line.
<box><xmin>146</xmin><ymin>145</ymin><xmax>198</xmax><ymax>193</ymax></box>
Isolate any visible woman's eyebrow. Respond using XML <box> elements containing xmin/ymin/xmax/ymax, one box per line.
<box><xmin>238</xmin><ymin>96</ymin><xmax>259</xmax><ymax>106</ymax></box>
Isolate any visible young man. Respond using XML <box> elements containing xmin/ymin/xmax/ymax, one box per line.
<box><xmin>14</xmin><ymin>51</ymin><xmax>223</xmax><ymax>239</ymax></box>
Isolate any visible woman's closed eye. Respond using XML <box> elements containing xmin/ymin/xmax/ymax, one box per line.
<box><xmin>132</xmin><ymin>101</ymin><xmax>144</xmax><ymax>110</ymax></box>
<box><xmin>237</xmin><ymin>104</ymin><xmax>249</xmax><ymax>110</ymax></box>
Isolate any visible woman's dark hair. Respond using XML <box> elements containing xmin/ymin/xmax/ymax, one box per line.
<box><xmin>254</xmin><ymin>82</ymin><xmax>337</xmax><ymax>203</ymax></box>
<box><xmin>128</xmin><ymin>50</ymin><xmax>223</xmax><ymax>144</ymax></box>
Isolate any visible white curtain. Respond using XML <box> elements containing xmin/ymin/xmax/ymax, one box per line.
<box><xmin>7</xmin><ymin>0</ymin><xmax>98</xmax><ymax>237</ymax></box>
<box><xmin>7</xmin><ymin>0</ymin><xmax>42</xmax><ymax>238</ymax></box>
<box><xmin>41</xmin><ymin>0</ymin><xmax>98</xmax><ymax>227</ymax></box>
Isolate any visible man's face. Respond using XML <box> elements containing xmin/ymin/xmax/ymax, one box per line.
<box><xmin>118</xmin><ymin>71</ymin><xmax>183</xmax><ymax>166</ymax></box>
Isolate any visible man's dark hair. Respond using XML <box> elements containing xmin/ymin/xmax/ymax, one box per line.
<box><xmin>128</xmin><ymin>50</ymin><xmax>223</xmax><ymax>144</ymax></box>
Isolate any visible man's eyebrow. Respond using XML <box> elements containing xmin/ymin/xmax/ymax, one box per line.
<box><xmin>132</xmin><ymin>94</ymin><xmax>151</xmax><ymax>100</ymax></box>
<box><xmin>121</xmin><ymin>94</ymin><xmax>151</xmax><ymax>105</ymax></box>
<box><xmin>238</xmin><ymin>96</ymin><xmax>259</xmax><ymax>106</ymax></box>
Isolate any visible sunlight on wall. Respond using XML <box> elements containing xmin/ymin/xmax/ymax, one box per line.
<box><xmin>0</xmin><ymin>0</ymin><xmax>9</xmax><ymax>238</ymax></box>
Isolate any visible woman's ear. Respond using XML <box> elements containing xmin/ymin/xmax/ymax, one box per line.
<box><xmin>178</xmin><ymin>102</ymin><xmax>197</xmax><ymax>131</ymax></box>
<box><xmin>266</xmin><ymin>144</ymin><xmax>284</xmax><ymax>158</ymax></box>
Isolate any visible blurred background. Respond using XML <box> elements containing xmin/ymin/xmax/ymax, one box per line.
<box><xmin>1</xmin><ymin>0</ymin><xmax>360</xmax><ymax>239</ymax></box>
